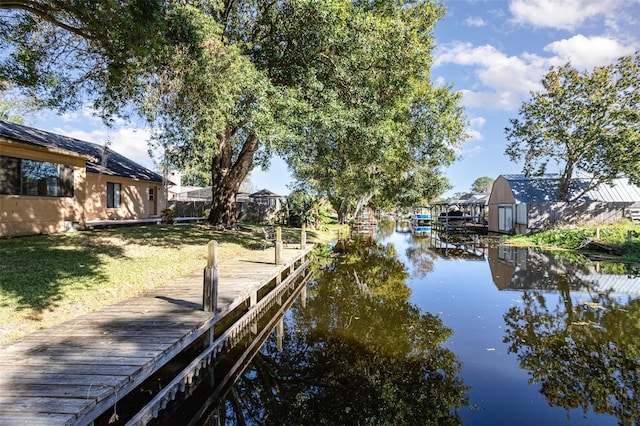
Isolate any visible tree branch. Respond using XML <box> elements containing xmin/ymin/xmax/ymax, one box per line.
<box><xmin>0</xmin><ymin>1</ymin><xmax>90</xmax><ymax>39</ymax></box>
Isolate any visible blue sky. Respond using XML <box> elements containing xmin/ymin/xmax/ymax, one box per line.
<box><xmin>23</xmin><ymin>0</ymin><xmax>640</xmax><ymax>197</ymax></box>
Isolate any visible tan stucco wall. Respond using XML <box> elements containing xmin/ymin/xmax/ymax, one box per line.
<box><xmin>0</xmin><ymin>139</ymin><xmax>88</xmax><ymax>237</ymax></box>
<box><xmin>487</xmin><ymin>176</ymin><xmax>516</xmax><ymax>233</ymax></box>
<box><xmin>84</xmin><ymin>173</ymin><xmax>164</xmax><ymax>222</ymax></box>
<box><xmin>1</xmin><ymin>139</ymin><xmax>165</xmax><ymax>237</ymax></box>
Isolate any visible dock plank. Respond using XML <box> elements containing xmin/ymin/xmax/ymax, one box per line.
<box><xmin>0</xmin><ymin>383</ymin><xmax>114</xmax><ymax>401</ymax></box>
<box><xmin>0</xmin><ymin>373</ymin><xmax>125</xmax><ymax>387</ymax></box>
<box><xmin>3</xmin><ymin>363</ymin><xmax>143</xmax><ymax>376</ymax></box>
<box><xmin>0</xmin><ymin>396</ymin><xmax>95</xmax><ymax>414</ymax></box>
<box><xmin>0</xmin><ymin>412</ymin><xmax>76</xmax><ymax>426</ymax></box>
<box><xmin>1</xmin><ymin>355</ymin><xmax>153</xmax><ymax>366</ymax></box>
<box><xmin>0</xmin><ymin>245</ymin><xmax>313</xmax><ymax>425</ymax></box>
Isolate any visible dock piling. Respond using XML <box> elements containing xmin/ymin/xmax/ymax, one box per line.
<box><xmin>275</xmin><ymin>227</ymin><xmax>284</xmax><ymax>265</ymax></box>
<box><xmin>301</xmin><ymin>224</ymin><xmax>307</xmax><ymax>249</ymax></box>
<box><xmin>203</xmin><ymin>240</ymin><xmax>219</xmax><ymax>312</ymax></box>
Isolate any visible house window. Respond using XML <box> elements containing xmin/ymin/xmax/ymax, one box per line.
<box><xmin>0</xmin><ymin>155</ymin><xmax>73</xmax><ymax>197</ymax></box>
<box><xmin>149</xmin><ymin>187</ymin><xmax>155</xmax><ymax>201</ymax></box>
<box><xmin>107</xmin><ymin>182</ymin><xmax>121</xmax><ymax>208</ymax></box>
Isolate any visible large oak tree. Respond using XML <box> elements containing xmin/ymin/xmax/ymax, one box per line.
<box><xmin>1</xmin><ymin>0</ymin><xmax>467</xmax><ymax>227</ymax></box>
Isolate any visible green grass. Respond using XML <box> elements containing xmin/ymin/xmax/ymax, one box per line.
<box><xmin>507</xmin><ymin>220</ymin><xmax>640</xmax><ymax>262</ymax></box>
<box><xmin>0</xmin><ymin>223</ymin><xmax>336</xmax><ymax>344</ymax></box>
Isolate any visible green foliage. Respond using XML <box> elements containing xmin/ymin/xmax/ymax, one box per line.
<box><xmin>285</xmin><ymin>190</ymin><xmax>323</xmax><ymax>228</ymax></box>
<box><xmin>526</xmin><ymin>227</ymin><xmax>593</xmax><ymax>249</ymax></box>
<box><xmin>510</xmin><ymin>222</ymin><xmax>640</xmax><ymax>262</ymax></box>
<box><xmin>470</xmin><ymin>176</ymin><xmax>494</xmax><ymax>193</ymax></box>
<box><xmin>0</xmin><ymin>0</ymin><xmax>170</xmax><ymax>117</ymax></box>
<box><xmin>259</xmin><ymin>0</ymin><xmax>466</xmax><ymax>218</ymax></box>
<box><xmin>505</xmin><ymin>53</ymin><xmax>640</xmax><ymax>201</ymax></box>
<box><xmin>0</xmin><ymin>83</ymin><xmax>37</xmax><ymax>123</ymax></box>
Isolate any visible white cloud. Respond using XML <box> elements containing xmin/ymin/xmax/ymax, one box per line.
<box><xmin>435</xmin><ymin>42</ymin><xmax>550</xmax><ymax>110</ymax></box>
<box><xmin>466</xmin><ymin>116</ymin><xmax>486</xmax><ymax>141</ymax></box>
<box><xmin>434</xmin><ymin>76</ymin><xmax>447</xmax><ymax>87</ymax></box>
<box><xmin>59</xmin><ymin>111</ymin><xmax>80</xmax><ymax>122</ymax></box>
<box><xmin>53</xmin><ymin>126</ymin><xmax>156</xmax><ymax>169</ymax></box>
<box><xmin>459</xmin><ymin>89</ymin><xmax>522</xmax><ymax>111</ymax></box>
<box><xmin>465</xmin><ymin>16</ymin><xmax>486</xmax><ymax>27</ymax></box>
<box><xmin>543</xmin><ymin>34</ymin><xmax>635</xmax><ymax>69</ymax></box>
<box><xmin>509</xmin><ymin>0</ymin><xmax>625</xmax><ymax>31</ymax></box>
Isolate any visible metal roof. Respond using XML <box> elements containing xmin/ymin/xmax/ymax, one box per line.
<box><xmin>501</xmin><ymin>174</ymin><xmax>640</xmax><ymax>204</ymax></box>
<box><xmin>0</xmin><ymin>120</ymin><xmax>163</xmax><ymax>183</ymax></box>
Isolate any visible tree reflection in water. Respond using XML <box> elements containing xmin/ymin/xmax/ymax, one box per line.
<box><xmin>218</xmin><ymin>239</ymin><xmax>470</xmax><ymax>425</ymax></box>
<box><xmin>502</xmin><ymin>251</ymin><xmax>640</xmax><ymax>424</ymax></box>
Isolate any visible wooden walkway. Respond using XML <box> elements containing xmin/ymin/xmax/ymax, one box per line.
<box><xmin>0</xmin><ymin>244</ymin><xmax>313</xmax><ymax>425</ymax></box>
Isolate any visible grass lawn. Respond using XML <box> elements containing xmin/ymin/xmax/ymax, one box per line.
<box><xmin>0</xmin><ymin>223</ymin><xmax>337</xmax><ymax>345</ymax></box>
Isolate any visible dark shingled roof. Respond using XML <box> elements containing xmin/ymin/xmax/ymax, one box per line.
<box><xmin>251</xmin><ymin>189</ymin><xmax>281</xmax><ymax>198</ymax></box>
<box><xmin>0</xmin><ymin>120</ymin><xmax>163</xmax><ymax>183</ymax></box>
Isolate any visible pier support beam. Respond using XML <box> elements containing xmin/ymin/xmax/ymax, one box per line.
<box><xmin>301</xmin><ymin>224</ymin><xmax>307</xmax><ymax>249</ymax></box>
<box><xmin>203</xmin><ymin>240</ymin><xmax>218</xmax><ymax>313</ymax></box>
<box><xmin>300</xmin><ymin>284</ymin><xmax>307</xmax><ymax>309</ymax></box>
<box><xmin>276</xmin><ymin>318</ymin><xmax>284</xmax><ymax>351</ymax></box>
<box><xmin>275</xmin><ymin>227</ymin><xmax>284</xmax><ymax>265</ymax></box>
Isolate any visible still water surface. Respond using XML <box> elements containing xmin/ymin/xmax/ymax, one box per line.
<box><xmin>166</xmin><ymin>221</ymin><xmax>640</xmax><ymax>425</ymax></box>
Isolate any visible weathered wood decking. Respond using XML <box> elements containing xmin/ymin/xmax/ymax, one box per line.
<box><xmin>0</xmin><ymin>244</ymin><xmax>313</xmax><ymax>426</ymax></box>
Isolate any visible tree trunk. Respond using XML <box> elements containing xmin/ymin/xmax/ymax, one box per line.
<box><xmin>558</xmin><ymin>162</ymin><xmax>574</xmax><ymax>202</ymax></box>
<box><xmin>353</xmin><ymin>193</ymin><xmax>372</xmax><ymax>220</ymax></box>
<box><xmin>331</xmin><ymin>197</ymin><xmax>349</xmax><ymax>224</ymax></box>
<box><xmin>207</xmin><ymin>123</ymin><xmax>259</xmax><ymax>228</ymax></box>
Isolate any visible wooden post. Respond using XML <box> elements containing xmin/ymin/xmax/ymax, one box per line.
<box><xmin>300</xmin><ymin>284</ymin><xmax>307</xmax><ymax>309</ymax></box>
<box><xmin>596</xmin><ymin>227</ymin><xmax>600</xmax><ymax>239</ymax></box>
<box><xmin>276</xmin><ymin>318</ymin><xmax>284</xmax><ymax>351</ymax></box>
<box><xmin>301</xmin><ymin>224</ymin><xmax>307</xmax><ymax>249</ymax></box>
<box><xmin>275</xmin><ymin>226</ymin><xmax>284</xmax><ymax>265</ymax></box>
<box><xmin>203</xmin><ymin>240</ymin><xmax>218</xmax><ymax>313</ymax></box>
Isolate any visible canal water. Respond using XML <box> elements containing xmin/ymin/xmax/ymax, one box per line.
<box><xmin>157</xmin><ymin>220</ymin><xmax>640</xmax><ymax>425</ymax></box>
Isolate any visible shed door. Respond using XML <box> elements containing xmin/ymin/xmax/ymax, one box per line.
<box><xmin>498</xmin><ymin>205</ymin><xmax>513</xmax><ymax>232</ymax></box>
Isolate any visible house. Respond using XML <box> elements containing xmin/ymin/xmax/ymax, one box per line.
<box><xmin>488</xmin><ymin>174</ymin><xmax>640</xmax><ymax>234</ymax></box>
<box><xmin>247</xmin><ymin>189</ymin><xmax>283</xmax><ymax>223</ymax></box>
<box><xmin>0</xmin><ymin>120</ymin><xmax>165</xmax><ymax>237</ymax></box>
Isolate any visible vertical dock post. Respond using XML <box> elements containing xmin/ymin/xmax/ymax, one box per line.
<box><xmin>301</xmin><ymin>284</ymin><xmax>307</xmax><ymax>309</ymax></box>
<box><xmin>276</xmin><ymin>318</ymin><xmax>284</xmax><ymax>351</ymax></box>
<box><xmin>275</xmin><ymin>226</ymin><xmax>284</xmax><ymax>265</ymax></box>
<box><xmin>301</xmin><ymin>224</ymin><xmax>307</xmax><ymax>249</ymax></box>
<box><xmin>203</xmin><ymin>240</ymin><xmax>218</xmax><ymax>313</ymax></box>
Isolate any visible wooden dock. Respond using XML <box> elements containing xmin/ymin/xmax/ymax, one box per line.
<box><xmin>0</xmin><ymin>243</ymin><xmax>314</xmax><ymax>425</ymax></box>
